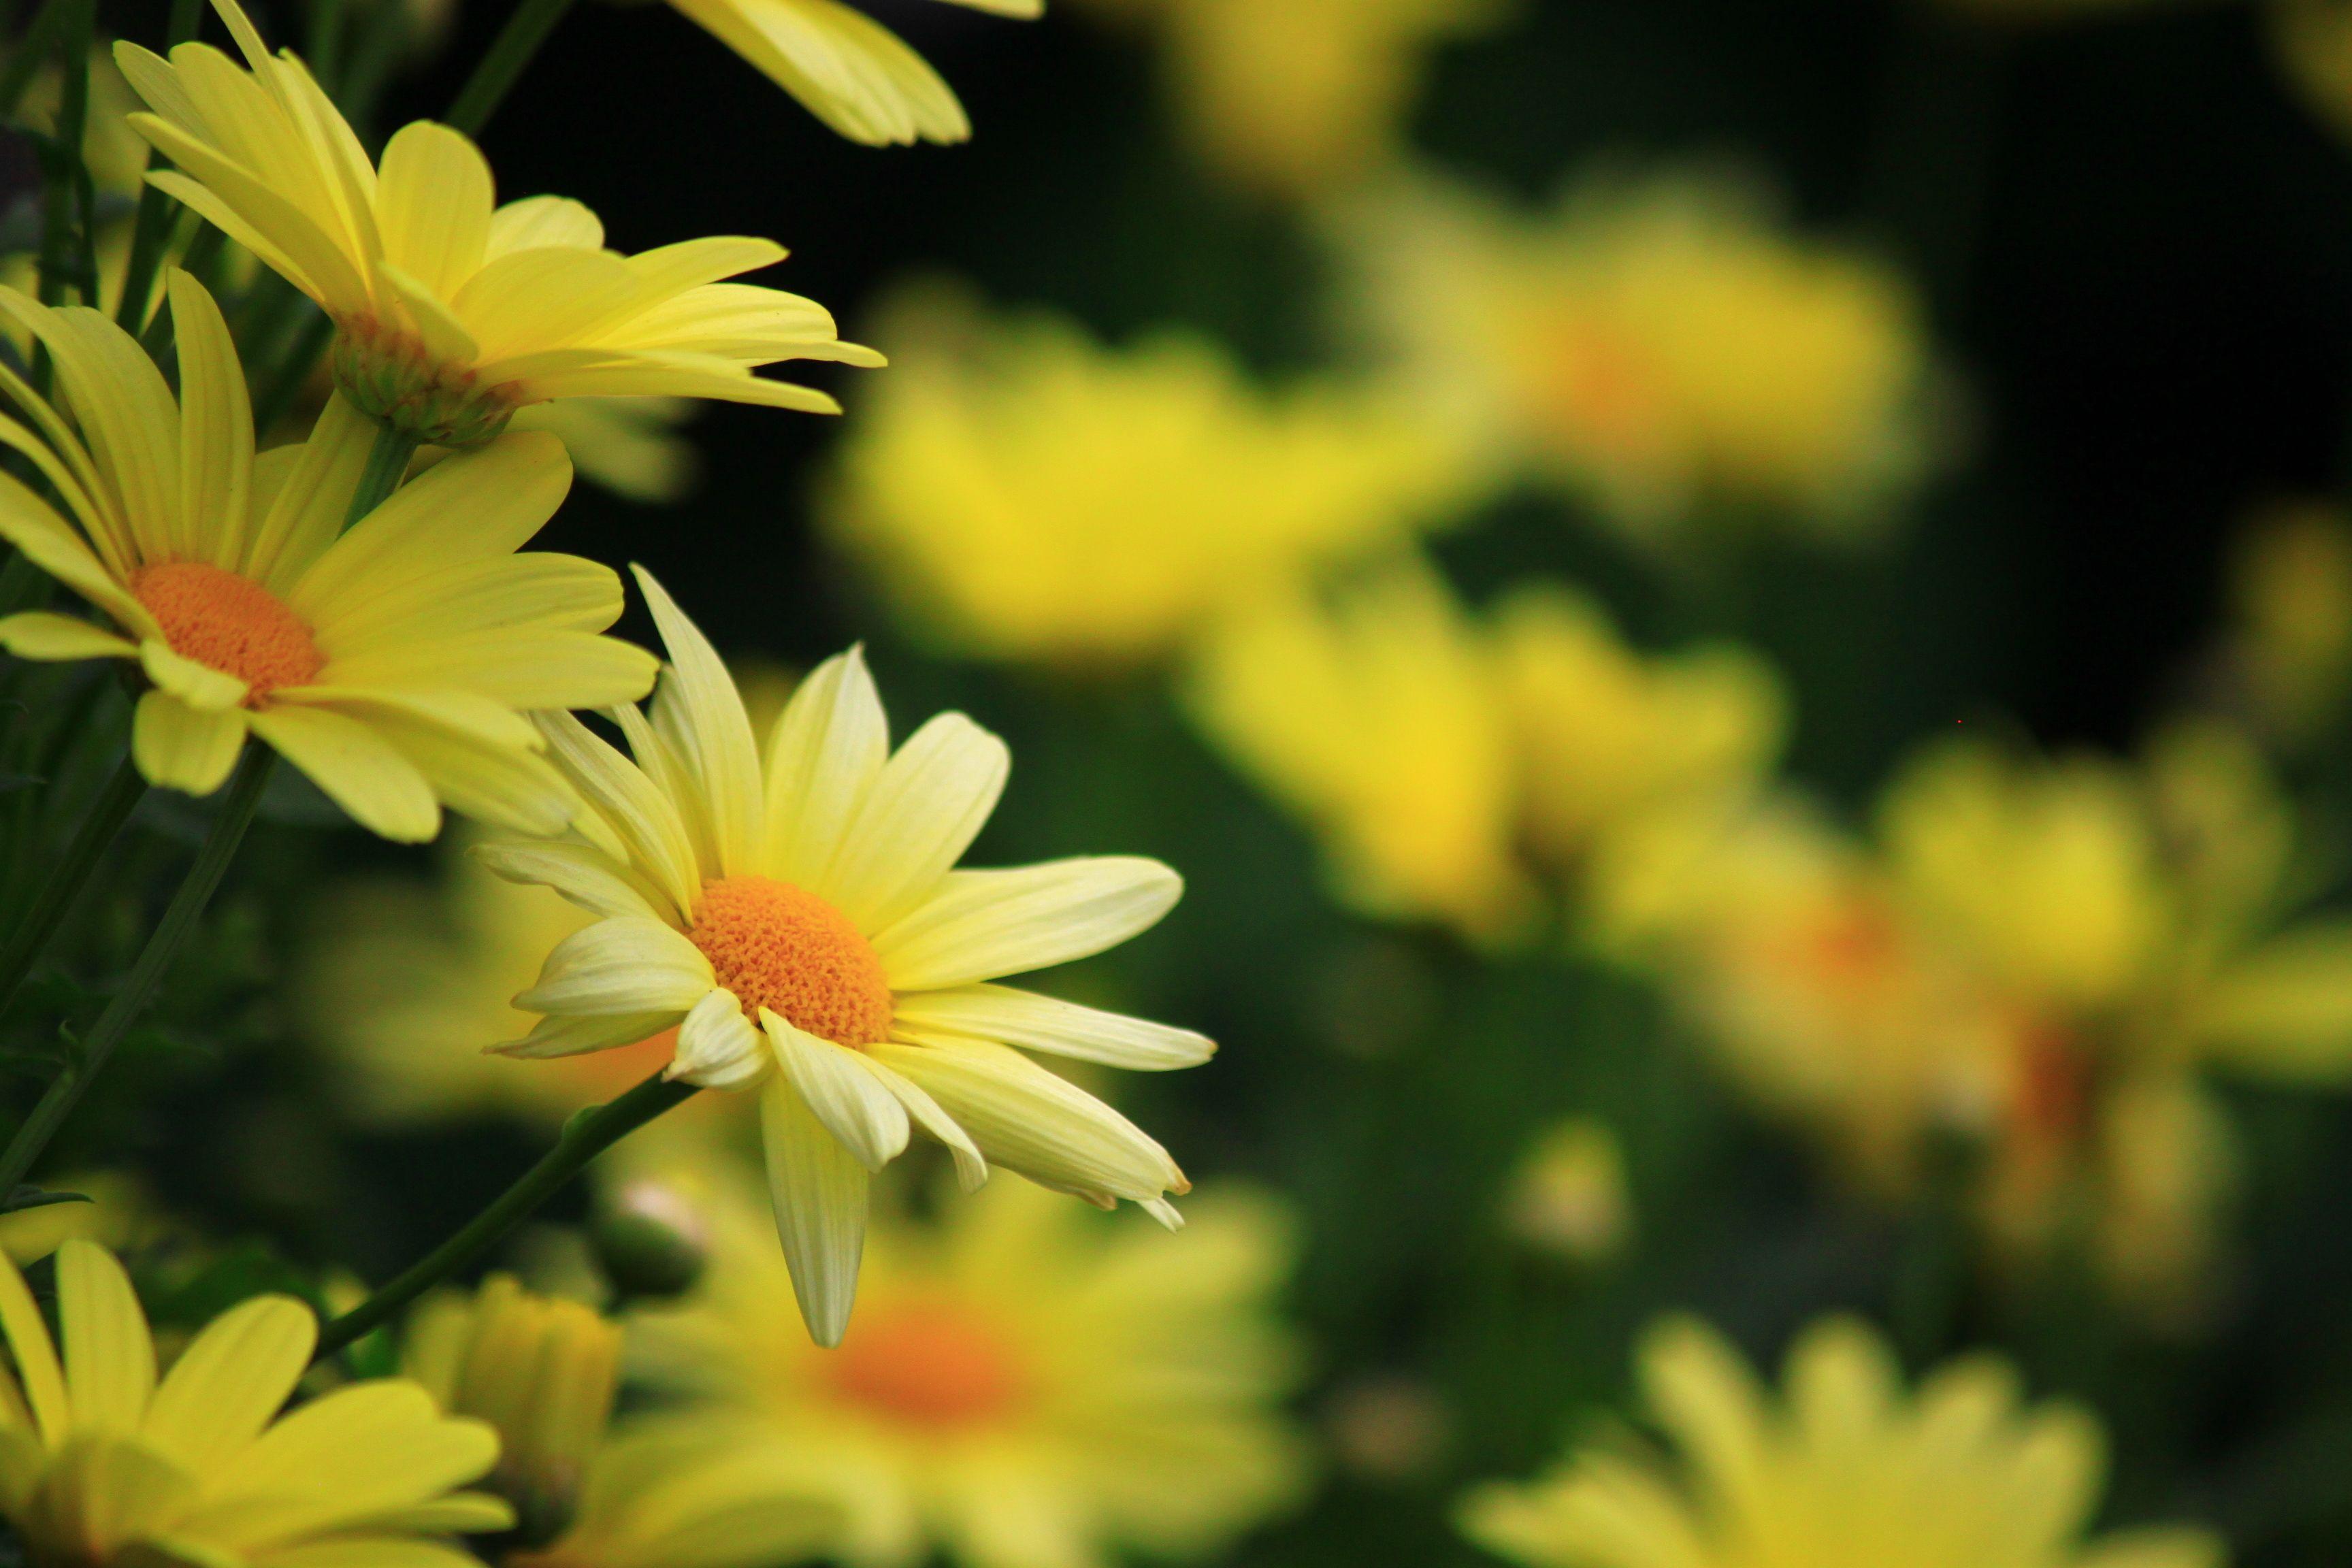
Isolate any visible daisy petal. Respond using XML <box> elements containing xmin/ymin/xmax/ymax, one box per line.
<box><xmin>143</xmin><ymin>1294</ymin><xmax>314</xmax><ymax>1473</ymax></box>
<box><xmin>890</xmin><ymin>984</ymin><xmax>1215</xmax><ymax>1071</ymax></box>
<box><xmin>764</xmin><ymin>646</ymin><xmax>887</xmax><ymax>887</ymax></box>
<box><xmin>58</xmin><ymin>1241</ymin><xmax>154</xmax><ymax>1433</ymax></box>
<box><xmin>872</xmin><ymin>857</ymin><xmax>1183</xmax><ymax>990</ymax></box>
<box><xmin>247</xmin><ymin>704</ymin><xmax>440</xmax><ymax>843</ymax></box>
<box><xmin>872</xmin><ymin>1035</ymin><xmax>1184</xmax><ymax>1203</ymax></box>
<box><xmin>470</xmin><ymin>840</ymin><xmax>666</xmax><ymax>923</ymax></box>
<box><xmin>762</xmin><ymin>1013</ymin><xmax>909</xmax><ymax>1172</ymax></box>
<box><xmin>632</xmin><ymin>566</ymin><xmax>764</xmax><ymax>877</ymax></box>
<box><xmin>760</xmin><ymin>1074</ymin><xmax>869</xmax><ymax>1348</ymax></box>
<box><xmin>132</xmin><ymin>691</ymin><xmax>248</xmax><ymax>796</ymax></box>
<box><xmin>491</xmin><ymin>1011</ymin><xmax>682</xmax><ymax>1060</ymax></box>
<box><xmin>826</xmin><ymin>711</ymin><xmax>1008</xmax><ymax>930</ymax></box>
<box><xmin>512</xmin><ymin>917</ymin><xmax>713</xmax><ymax>1017</ymax></box>
<box><xmin>670</xmin><ymin>989</ymin><xmax>768</xmax><ymax>1090</ymax></box>
<box><xmin>859</xmin><ymin>1051</ymin><xmax>985</xmax><ymax>1191</ymax></box>
<box><xmin>0</xmin><ymin>612</ymin><xmax>137</xmax><ymax>662</ymax></box>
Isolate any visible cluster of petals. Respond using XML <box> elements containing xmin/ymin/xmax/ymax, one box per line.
<box><xmin>116</xmin><ymin>0</ymin><xmax>881</xmax><ymax>443</ymax></box>
<box><xmin>0</xmin><ymin>272</ymin><xmax>654</xmax><ymax>840</ymax></box>
<box><xmin>0</xmin><ymin>1239</ymin><xmax>509</xmax><ymax>1568</ymax></box>
<box><xmin>485</xmin><ymin>569</ymin><xmax>1209</xmax><ymax>1344</ymax></box>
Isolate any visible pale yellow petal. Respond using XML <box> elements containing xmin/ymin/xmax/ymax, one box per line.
<box><xmin>670</xmin><ymin>988</ymin><xmax>767</xmax><ymax>1089</ymax></box>
<box><xmin>762</xmin><ymin>1013</ymin><xmax>910</xmax><ymax>1171</ymax></box>
<box><xmin>165</xmin><ymin>270</ymin><xmax>253</xmax><ymax>570</ymax></box>
<box><xmin>513</xmin><ymin>916</ymin><xmax>713</xmax><ymax>1017</ymax></box>
<box><xmin>133</xmin><ymin>690</ymin><xmax>248</xmax><ymax>796</ymax></box>
<box><xmin>57</xmin><ymin>1240</ymin><xmax>155</xmax><ymax>1433</ymax></box>
<box><xmin>374</xmin><ymin>122</ymin><xmax>492</xmax><ymax>299</ymax></box>
<box><xmin>764</xmin><ymin>645</ymin><xmax>887</xmax><ymax>885</ymax></box>
<box><xmin>888</xmin><ymin>984</ymin><xmax>1215</xmax><ymax>1071</ymax></box>
<box><xmin>760</xmin><ymin>1073</ymin><xmax>869</xmax><ymax>1348</ymax></box>
<box><xmin>0</xmin><ymin>612</ymin><xmax>136</xmax><ymax>662</ymax></box>
<box><xmin>632</xmin><ymin>566</ymin><xmax>764</xmax><ymax>876</ymax></box>
<box><xmin>246</xmin><ymin>702</ymin><xmax>440</xmax><ymax>843</ymax></box>
<box><xmin>872</xmin><ymin>857</ymin><xmax>1183</xmax><ymax>990</ymax></box>
<box><xmin>470</xmin><ymin>839</ymin><xmax>666</xmax><ymax>923</ymax></box>
<box><xmin>824</xmin><ymin>710</ymin><xmax>1007</xmax><ymax>930</ymax></box>
<box><xmin>142</xmin><ymin>1294</ymin><xmax>314</xmax><ymax>1473</ymax></box>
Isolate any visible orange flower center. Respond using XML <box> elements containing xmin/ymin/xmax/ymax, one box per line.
<box><xmin>823</xmin><ymin>1301</ymin><xmax>1027</xmax><ymax>1430</ymax></box>
<box><xmin>687</xmin><ymin>875</ymin><xmax>893</xmax><ymax>1047</ymax></box>
<box><xmin>131</xmin><ymin>561</ymin><xmax>323</xmax><ymax>704</ymax></box>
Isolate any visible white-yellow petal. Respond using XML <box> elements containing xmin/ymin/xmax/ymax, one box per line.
<box><xmin>759</xmin><ymin>1073</ymin><xmax>869</xmax><ymax>1348</ymax></box>
<box><xmin>670</xmin><ymin>989</ymin><xmax>767</xmax><ymax>1089</ymax></box>
<box><xmin>132</xmin><ymin>690</ymin><xmax>248</xmax><ymax>796</ymax></box>
<box><xmin>872</xmin><ymin>857</ymin><xmax>1183</xmax><ymax>990</ymax></box>
<box><xmin>763</xmin><ymin>1012</ymin><xmax>909</xmax><ymax>1172</ymax></box>
<box><xmin>889</xmin><ymin>983</ymin><xmax>1215</xmax><ymax>1071</ymax></box>
<box><xmin>514</xmin><ymin>917</ymin><xmax>713</xmax><ymax>1017</ymax></box>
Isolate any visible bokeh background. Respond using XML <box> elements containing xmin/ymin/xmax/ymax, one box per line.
<box><xmin>17</xmin><ymin>0</ymin><xmax>2352</xmax><ymax>1563</ymax></box>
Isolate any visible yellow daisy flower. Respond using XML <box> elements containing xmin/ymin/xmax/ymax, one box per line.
<box><xmin>115</xmin><ymin>0</ymin><xmax>881</xmax><ymax>447</ymax></box>
<box><xmin>1183</xmin><ymin>557</ymin><xmax>1533</xmax><ymax>940</ymax></box>
<box><xmin>1339</xmin><ymin>167</ymin><xmax>1935</xmax><ymax>546</ymax></box>
<box><xmin>483</xmin><ymin>569</ymin><xmax>1208</xmax><ymax>1343</ymax></box>
<box><xmin>660</xmin><ymin>0</ymin><xmax>1040</xmax><ymax>147</ymax></box>
<box><xmin>1458</xmin><ymin>1313</ymin><xmax>2223</xmax><ymax>1568</ymax></box>
<box><xmin>0</xmin><ymin>273</ymin><xmax>655</xmax><ymax>841</ymax></box>
<box><xmin>1494</xmin><ymin>583</ymin><xmax>1784</xmax><ymax>870</ymax></box>
<box><xmin>405</xmin><ymin>1273</ymin><xmax>842</xmax><ymax>1567</ymax></box>
<box><xmin>0</xmin><ymin>1239</ymin><xmax>515</xmax><ymax>1568</ymax></box>
<box><xmin>630</xmin><ymin>1165</ymin><xmax>1307</xmax><ymax>1568</ymax></box>
<box><xmin>827</xmin><ymin>287</ymin><xmax>1471</xmax><ymax>666</ymax></box>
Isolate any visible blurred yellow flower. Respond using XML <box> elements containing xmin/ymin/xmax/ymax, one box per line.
<box><xmin>1882</xmin><ymin>738</ymin><xmax>2167</xmax><ymax>1012</ymax></box>
<box><xmin>664</xmin><ymin>0</ymin><xmax>1038</xmax><ymax>146</ymax></box>
<box><xmin>2221</xmin><ymin>500</ymin><xmax>2352</xmax><ymax>745</ymax></box>
<box><xmin>0</xmin><ymin>1239</ymin><xmax>514</xmax><ymax>1568</ymax></box>
<box><xmin>1068</xmin><ymin>0</ymin><xmax>1508</xmax><ymax>193</ymax></box>
<box><xmin>1185</xmin><ymin>558</ymin><xmax>1533</xmax><ymax>940</ymax></box>
<box><xmin>489</xmin><ymin>571</ymin><xmax>1207</xmax><ymax>1344</ymax></box>
<box><xmin>1339</xmin><ymin>168</ymin><xmax>1937</xmax><ymax>546</ymax></box>
<box><xmin>631</xmin><ymin>1168</ymin><xmax>1308</xmax><ymax>1568</ymax></box>
<box><xmin>118</xmin><ymin>0</ymin><xmax>880</xmax><ymax>446</ymax></box>
<box><xmin>828</xmin><ymin>289</ymin><xmax>1469</xmax><ymax>666</ymax></box>
<box><xmin>408</xmin><ymin>1274</ymin><xmax>839</xmax><ymax>1568</ymax></box>
<box><xmin>1458</xmin><ymin>1313</ymin><xmax>2223</xmax><ymax>1568</ymax></box>
<box><xmin>1494</xmin><ymin>583</ymin><xmax>1784</xmax><ymax>868</ymax></box>
<box><xmin>0</xmin><ymin>274</ymin><xmax>655</xmax><ymax>841</ymax></box>
<box><xmin>1501</xmin><ymin>1117</ymin><xmax>1631</xmax><ymax>1263</ymax></box>
<box><xmin>14</xmin><ymin>46</ymin><xmax>151</xmax><ymax>197</ymax></box>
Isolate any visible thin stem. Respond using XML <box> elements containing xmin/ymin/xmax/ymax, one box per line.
<box><xmin>0</xmin><ymin>745</ymin><xmax>274</xmax><ymax>1198</ymax></box>
<box><xmin>114</xmin><ymin>0</ymin><xmax>208</xmax><ymax>336</ymax></box>
<box><xmin>346</xmin><ymin>421</ymin><xmax>419</xmax><ymax>528</ymax></box>
<box><xmin>442</xmin><ymin>0</ymin><xmax>576</xmax><ymax>138</ymax></box>
<box><xmin>314</xmin><ymin>1072</ymin><xmax>698</xmax><ymax>1358</ymax></box>
<box><xmin>0</xmin><ymin>751</ymin><xmax>145</xmax><ymax>1017</ymax></box>
<box><xmin>33</xmin><ymin>0</ymin><xmax>95</xmax><ymax>308</ymax></box>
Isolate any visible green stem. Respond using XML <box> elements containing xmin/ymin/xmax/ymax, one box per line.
<box><xmin>346</xmin><ymin>421</ymin><xmax>419</xmax><ymax>528</ymax></box>
<box><xmin>33</xmin><ymin>0</ymin><xmax>94</xmax><ymax>308</ymax></box>
<box><xmin>0</xmin><ymin>751</ymin><xmax>144</xmax><ymax>1018</ymax></box>
<box><xmin>115</xmin><ymin>0</ymin><xmax>208</xmax><ymax>336</ymax></box>
<box><xmin>442</xmin><ymin>0</ymin><xmax>576</xmax><ymax>138</ymax></box>
<box><xmin>0</xmin><ymin>745</ymin><xmax>273</xmax><ymax>1198</ymax></box>
<box><xmin>314</xmin><ymin>1072</ymin><xmax>698</xmax><ymax>1359</ymax></box>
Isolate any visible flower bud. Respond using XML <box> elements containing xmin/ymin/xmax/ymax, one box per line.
<box><xmin>590</xmin><ymin>1177</ymin><xmax>710</xmax><ymax>1302</ymax></box>
<box><xmin>331</xmin><ymin>316</ymin><xmax>519</xmax><ymax>447</ymax></box>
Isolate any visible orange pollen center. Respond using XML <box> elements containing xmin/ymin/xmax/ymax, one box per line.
<box><xmin>823</xmin><ymin>1302</ymin><xmax>1027</xmax><ymax>1430</ymax></box>
<box><xmin>687</xmin><ymin>875</ymin><xmax>893</xmax><ymax>1047</ymax></box>
<box><xmin>131</xmin><ymin>561</ymin><xmax>323</xmax><ymax>704</ymax></box>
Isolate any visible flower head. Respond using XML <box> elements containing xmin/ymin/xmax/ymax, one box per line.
<box><xmin>116</xmin><ymin>0</ymin><xmax>880</xmax><ymax>446</ymax></box>
<box><xmin>0</xmin><ymin>274</ymin><xmax>653</xmax><ymax>841</ymax></box>
<box><xmin>483</xmin><ymin>570</ymin><xmax>1209</xmax><ymax>1344</ymax></box>
<box><xmin>630</xmin><ymin>1167</ymin><xmax>1307</xmax><ymax>1568</ymax></box>
<box><xmin>1458</xmin><ymin>1313</ymin><xmax>2223</xmax><ymax>1568</ymax></box>
<box><xmin>405</xmin><ymin>1275</ymin><xmax>838</xmax><ymax>1568</ymax></box>
<box><xmin>1340</xmin><ymin>168</ymin><xmax>1936</xmax><ymax>546</ymax></box>
<box><xmin>0</xmin><ymin>1239</ymin><xmax>514</xmax><ymax>1568</ymax></box>
<box><xmin>829</xmin><ymin>289</ymin><xmax>1471</xmax><ymax>666</ymax></box>
<box><xmin>661</xmin><ymin>0</ymin><xmax>1039</xmax><ymax>146</ymax></box>
<box><xmin>1184</xmin><ymin>557</ymin><xmax>1532</xmax><ymax>939</ymax></box>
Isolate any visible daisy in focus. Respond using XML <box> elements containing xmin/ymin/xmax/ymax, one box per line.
<box><xmin>1184</xmin><ymin>556</ymin><xmax>1532</xmax><ymax>940</ymax></box>
<box><xmin>0</xmin><ymin>1239</ymin><xmax>514</xmax><ymax>1568</ymax></box>
<box><xmin>406</xmin><ymin>1274</ymin><xmax>842</xmax><ymax>1565</ymax></box>
<box><xmin>116</xmin><ymin>0</ymin><xmax>881</xmax><ymax>448</ymax></box>
<box><xmin>1458</xmin><ymin>1313</ymin><xmax>2223</xmax><ymax>1568</ymax></box>
<box><xmin>485</xmin><ymin>570</ymin><xmax>1207</xmax><ymax>1344</ymax></box>
<box><xmin>0</xmin><ymin>274</ymin><xmax>654</xmax><ymax>841</ymax></box>
<box><xmin>828</xmin><ymin>287</ymin><xmax>1472</xmax><ymax>666</ymax></box>
<box><xmin>629</xmin><ymin>1166</ymin><xmax>1307</xmax><ymax>1568</ymax></box>
<box><xmin>1068</xmin><ymin>0</ymin><xmax>1509</xmax><ymax>193</ymax></box>
<box><xmin>1339</xmin><ymin>167</ymin><xmax>1937</xmax><ymax>547</ymax></box>
<box><xmin>659</xmin><ymin>0</ymin><xmax>1039</xmax><ymax>147</ymax></box>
